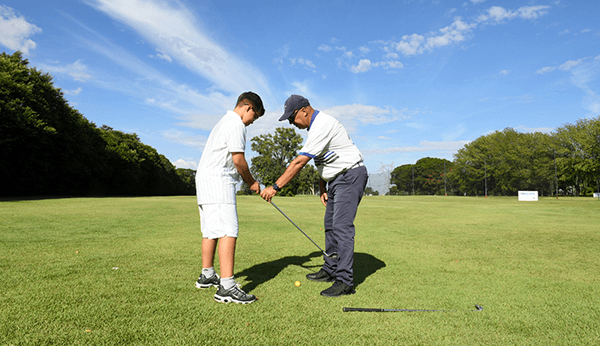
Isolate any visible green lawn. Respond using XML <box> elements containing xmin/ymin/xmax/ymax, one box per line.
<box><xmin>1</xmin><ymin>195</ymin><xmax>599</xmax><ymax>345</ymax></box>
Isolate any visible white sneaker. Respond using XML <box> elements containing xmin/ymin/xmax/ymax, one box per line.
<box><xmin>195</xmin><ymin>273</ymin><xmax>220</xmax><ymax>289</ymax></box>
<box><xmin>214</xmin><ymin>284</ymin><xmax>257</xmax><ymax>304</ymax></box>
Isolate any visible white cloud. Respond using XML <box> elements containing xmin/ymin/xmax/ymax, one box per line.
<box><xmin>379</xmin><ymin>60</ymin><xmax>404</xmax><ymax>69</ymax></box>
<box><xmin>87</xmin><ymin>0</ymin><xmax>269</xmax><ymax>96</ymax></box>
<box><xmin>351</xmin><ymin>59</ymin><xmax>373</xmax><ymax>73</ymax></box>
<box><xmin>559</xmin><ymin>59</ymin><xmax>583</xmax><ymax>71</ymax></box>
<box><xmin>37</xmin><ymin>60</ymin><xmax>93</xmax><ymax>82</ymax></box>
<box><xmin>162</xmin><ymin>129</ymin><xmax>206</xmax><ymax>149</ymax></box>
<box><xmin>478</xmin><ymin>5</ymin><xmax>550</xmax><ymax>23</ymax></box>
<box><xmin>63</xmin><ymin>87</ymin><xmax>83</xmax><ymax>96</ymax></box>
<box><xmin>536</xmin><ymin>66</ymin><xmax>556</xmax><ymax>74</ymax></box>
<box><xmin>290</xmin><ymin>57</ymin><xmax>316</xmax><ymax>72</ymax></box>
<box><xmin>359</xmin><ymin>46</ymin><xmax>371</xmax><ymax>54</ymax></box>
<box><xmin>172</xmin><ymin>158</ymin><xmax>198</xmax><ymax>170</ymax></box>
<box><xmin>322</xmin><ymin>104</ymin><xmax>409</xmax><ymax>134</ymax></box>
<box><xmin>537</xmin><ymin>55</ymin><xmax>600</xmax><ymax>115</ymax></box>
<box><xmin>471</xmin><ymin>0</ymin><xmax>485</xmax><ymax>3</ymax></box>
<box><xmin>499</xmin><ymin>69</ymin><xmax>509</xmax><ymax>75</ymax></box>
<box><xmin>318</xmin><ymin>44</ymin><xmax>332</xmax><ymax>52</ymax></box>
<box><xmin>383</xmin><ymin>5</ymin><xmax>550</xmax><ymax>58</ymax></box>
<box><xmin>363</xmin><ymin>140</ymin><xmax>470</xmax><ymax>155</ymax></box>
<box><xmin>514</xmin><ymin>125</ymin><xmax>554</xmax><ymax>133</ymax></box>
<box><xmin>384</xmin><ymin>52</ymin><xmax>399</xmax><ymax>59</ymax></box>
<box><xmin>152</xmin><ymin>48</ymin><xmax>173</xmax><ymax>63</ymax></box>
<box><xmin>0</xmin><ymin>5</ymin><xmax>42</xmax><ymax>55</ymax></box>
<box><xmin>394</xmin><ymin>33</ymin><xmax>425</xmax><ymax>56</ymax></box>
<box><xmin>518</xmin><ymin>5</ymin><xmax>550</xmax><ymax>19</ymax></box>
<box><xmin>350</xmin><ymin>59</ymin><xmax>403</xmax><ymax>73</ymax></box>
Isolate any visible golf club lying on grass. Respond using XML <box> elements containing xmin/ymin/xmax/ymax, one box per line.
<box><xmin>343</xmin><ymin>305</ymin><xmax>483</xmax><ymax>312</ymax></box>
<box><xmin>270</xmin><ymin>201</ymin><xmax>338</xmax><ymax>259</ymax></box>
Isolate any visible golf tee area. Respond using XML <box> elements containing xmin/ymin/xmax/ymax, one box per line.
<box><xmin>1</xmin><ymin>195</ymin><xmax>599</xmax><ymax>345</ymax></box>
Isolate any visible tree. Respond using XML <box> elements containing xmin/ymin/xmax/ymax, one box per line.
<box><xmin>0</xmin><ymin>51</ymin><xmax>194</xmax><ymax>197</ymax></box>
<box><xmin>364</xmin><ymin>187</ymin><xmax>379</xmax><ymax>196</ymax></box>
<box><xmin>554</xmin><ymin>116</ymin><xmax>600</xmax><ymax>196</ymax></box>
<box><xmin>1</xmin><ymin>51</ymin><xmax>107</xmax><ymax>196</ymax></box>
<box><xmin>453</xmin><ymin>128</ymin><xmax>556</xmax><ymax>196</ymax></box>
<box><xmin>250</xmin><ymin>127</ymin><xmax>304</xmax><ymax>196</ymax></box>
<box><xmin>296</xmin><ymin>163</ymin><xmax>320</xmax><ymax>195</ymax></box>
<box><xmin>391</xmin><ymin>158</ymin><xmax>454</xmax><ymax>195</ymax></box>
<box><xmin>390</xmin><ymin>164</ymin><xmax>413</xmax><ymax>195</ymax></box>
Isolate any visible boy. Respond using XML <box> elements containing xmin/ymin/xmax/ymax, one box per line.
<box><xmin>195</xmin><ymin>91</ymin><xmax>264</xmax><ymax>304</ymax></box>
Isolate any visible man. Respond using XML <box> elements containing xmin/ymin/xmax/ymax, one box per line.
<box><xmin>195</xmin><ymin>91</ymin><xmax>264</xmax><ymax>304</ymax></box>
<box><xmin>260</xmin><ymin>95</ymin><xmax>368</xmax><ymax>297</ymax></box>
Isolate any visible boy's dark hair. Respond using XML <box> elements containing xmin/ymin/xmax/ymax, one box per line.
<box><xmin>237</xmin><ymin>91</ymin><xmax>265</xmax><ymax>117</ymax></box>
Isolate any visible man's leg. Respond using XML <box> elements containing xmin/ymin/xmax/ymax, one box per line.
<box><xmin>325</xmin><ymin>166</ymin><xmax>369</xmax><ymax>287</ymax></box>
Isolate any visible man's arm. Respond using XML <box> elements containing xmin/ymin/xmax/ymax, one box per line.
<box><xmin>232</xmin><ymin>152</ymin><xmax>260</xmax><ymax>193</ymax></box>
<box><xmin>260</xmin><ymin>155</ymin><xmax>311</xmax><ymax>202</ymax></box>
<box><xmin>319</xmin><ymin>179</ymin><xmax>328</xmax><ymax>207</ymax></box>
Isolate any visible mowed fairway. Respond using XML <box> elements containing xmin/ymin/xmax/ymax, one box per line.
<box><xmin>1</xmin><ymin>195</ymin><xmax>599</xmax><ymax>345</ymax></box>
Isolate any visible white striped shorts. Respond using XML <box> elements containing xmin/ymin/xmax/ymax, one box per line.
<box><xmin>198</xmin><ymin>203</ymin><xmax>239</xmax><ymax>239</ymax></box>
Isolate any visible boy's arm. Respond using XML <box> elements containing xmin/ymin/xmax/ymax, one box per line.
<box><xmin>232</xmin><ymin>152</ymin><xmax>260</xmax><ymax>193</ymax></box>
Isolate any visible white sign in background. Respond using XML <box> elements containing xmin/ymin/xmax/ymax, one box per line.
<box><xmin>518</xmin><ymin>191</ymin><xmax>539</xmax><ymax>201</ymax></box>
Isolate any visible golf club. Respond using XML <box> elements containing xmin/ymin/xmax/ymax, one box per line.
<box><xmin>270</xmin><ymin>201</ymin><xmax>338</xmax><ymax>259</ymax></box>
<box><xmin>343</xmin><ymin>305</ymin><xmax>483</xmax><ymax>312</ymax></box>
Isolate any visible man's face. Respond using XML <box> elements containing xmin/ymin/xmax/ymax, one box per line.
<box><xmin>289</xmin><ymin>107</ymin><xmax>309</xmax><ymax>129</ymax></box>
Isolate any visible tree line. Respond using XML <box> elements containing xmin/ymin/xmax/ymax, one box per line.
<box><xmin>1</xmin><ymin>51</ymin><xmax>195</xmax><ymax>197</ymax></box>
<box><xmin>390</xmin><ymin>119</ymin><xmax>600</xmax><ymax>197</ymax></box>
<box><xmin>3</xmin><ymin>50</ymin><xmax>597</xmax><ymax>198</ymax></box>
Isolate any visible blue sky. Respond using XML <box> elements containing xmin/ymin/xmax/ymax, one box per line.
<box><xmin>2</xmin><ymin>0</ymin><xmax>599</xmax><ymax>178</ymax></box>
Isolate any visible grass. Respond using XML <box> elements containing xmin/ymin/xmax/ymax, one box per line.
<box><xmin>1</xmin><ymin>195</ymin><xmax>599</xmax><ymax>345</ymax></box>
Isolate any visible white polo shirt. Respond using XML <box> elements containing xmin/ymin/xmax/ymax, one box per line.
<box><xmin>196</xmin><ymin>111</ymin><xmax>246</xmax><ymax>204</ymax></box>
<box><xmin>299</xmin><ymin>111</ymin><xmax>363</xmax><ymax>181</ymax></box>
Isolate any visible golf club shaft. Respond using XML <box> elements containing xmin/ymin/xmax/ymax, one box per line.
<box><xmin>270</xmin><ymin>201</ymin><xmax>329</xmax><ymax>256</ymax></box>
<box><xmin>343</xmin><ymin>305</ymin><xmax>483</xmax><ymax>312</ymax></box>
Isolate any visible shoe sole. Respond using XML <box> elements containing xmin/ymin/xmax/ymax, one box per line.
<box><xmin>320</xmin><ymin>289</ymin><xmax>356</xmax><ymax>297</ymax></box>
<box><xmin>195</xmin><ymin>282</ymin><xmax>218</xmax><ymax>289</ymax></box>
<box><xmin>307</xmin><ymin>277</ymin><xmax>335</xmax><ymax>282</ymax></box>
<box><xmin>214</xmin><ymin>294</ymin><xmax>257</xmax><ymax>304</ymax></box>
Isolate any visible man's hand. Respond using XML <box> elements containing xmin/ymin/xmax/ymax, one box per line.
<box><xmin>320</xmin><ymin>192</ymin><xmax>328</xmax><ymax>207</ymax></box>
<box><xmin>261</xmin><ymin>186</ymin><xmax>277</xmax><ymax>202</ymax></box>
<box><xmin>250</xmin><ymin>181</ymin><xmax>261</xmax><ymax>194</ymax></box>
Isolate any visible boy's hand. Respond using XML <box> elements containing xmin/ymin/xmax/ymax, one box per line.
<box><xmin>260</xmin><ymin>186</ymin><xmax>277</xmax><ymax>202</ymax></box>
<box><xmin>250</xmin><ymin>181</ymin><xmax>261</xmax><ymax>194</ymax></box>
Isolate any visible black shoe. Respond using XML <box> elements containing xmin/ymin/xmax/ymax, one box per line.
<box><xmin>306</xmin><ymin>269</ymin><xmax>335</xmax><ymax>282</ymax></box>
<box><xmin>320</xmin><ymin>280</ymin><xmax>355</xmax><ymax>297</ymax></box>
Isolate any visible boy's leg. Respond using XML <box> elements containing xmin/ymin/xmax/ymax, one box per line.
<box><xmin>201</xmin><ymin>238</ymin><xmax>218</xmax><ymax>269</ymax></box>
<box><xmin>213</xmin><ymin>235</ymin><xmax>257</xmax><ymax>304</ymax></box>
<box><xmin>196</xmin><ymin>238</ymin><xmax>220</xmax><ymax>289</ymax></box>
<box><xmin>218</xmin><ymin>236</ymin><xmax>236</xmax><ymax>278</ymax></box>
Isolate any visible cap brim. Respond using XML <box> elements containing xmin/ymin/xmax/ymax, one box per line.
<box><xmin>278</xmin><ymin>110</ymin><xmax>293</xmax><ymax>122</ymax></box>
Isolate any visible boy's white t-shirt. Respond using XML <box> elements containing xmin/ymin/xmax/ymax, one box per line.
<box><xmin>196</xmin><ymin>111</ymin><xmax>246</xmax><ymax>204</ymax></box>
<box><xmin>299</xmin><ymin>111</ymin><xmax>363</xmax><ymax>181</ymax></box>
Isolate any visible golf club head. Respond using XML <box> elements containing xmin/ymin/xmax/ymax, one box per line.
<box><xmin>327</xmin><ymin>252</ymin><xmax>339</xmax><ymax>259</ymax></box>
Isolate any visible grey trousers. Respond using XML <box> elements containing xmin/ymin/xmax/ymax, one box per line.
<box><xmin>322</xmin><ymin>165</ymin><xmax>368</xmax><ymax>286</ymax></box>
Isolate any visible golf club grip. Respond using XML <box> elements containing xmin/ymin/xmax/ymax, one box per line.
<box><xmin>343</xmin><ymin>307</ymin><xmax>386</xmax><ymax>312</ymax></box>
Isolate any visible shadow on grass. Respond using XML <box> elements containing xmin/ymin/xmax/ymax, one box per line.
<box><xmin>236</xmin><ymin>251</ymin><xmax>385</xmax><ymax>293</ymax></box>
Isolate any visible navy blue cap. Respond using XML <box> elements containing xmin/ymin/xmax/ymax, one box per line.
<box><xmin>279</xmin><ymin>95</ymin><xmax>310</xmax><ymax>121</ymax></box>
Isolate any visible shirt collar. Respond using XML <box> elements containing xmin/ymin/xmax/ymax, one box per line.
<box><xmin>308</xmin><ymin>110</ymin><xmax>319</xmax><ymax>130</ymax></box>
